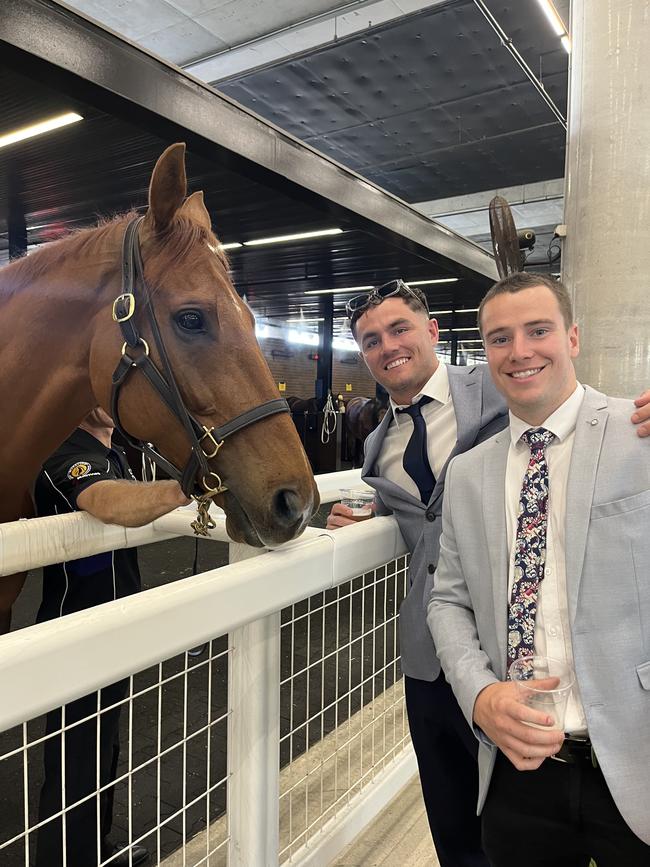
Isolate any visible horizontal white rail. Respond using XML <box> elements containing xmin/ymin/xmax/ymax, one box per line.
<box><xmin>0</xmin><ymin>515</ymin><xmax>405</xmax><ymax>733</ymax></box>
<box><xmin>0</xmin><ymin>468</ymin><xmax>409</xmax><ymax>867</ymax></box>
<box><xmin>0</xmin><ymin>470</ymin><xmax>369</xmax><ymax>577</ymax></box>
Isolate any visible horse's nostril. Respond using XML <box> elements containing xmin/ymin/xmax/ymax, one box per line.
<box><xmin>273</xmin><ymin>488</ymin><xmax>304</xmax><ymax>526</ymax></box>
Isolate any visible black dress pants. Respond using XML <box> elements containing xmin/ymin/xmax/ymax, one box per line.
<box><xmin>36</xmin><ymin>681</ymin><xmax>127</xmax><ymax>867</ymax></box>
<box><xmin>482</xmin><ymin>751</ymin><xmax>650</xmax><ymax>867</ymax></box>
<box><xmin>405</xmin><ymin>674</ymin><xmax>489</xmax><ymax>867</ymax></box>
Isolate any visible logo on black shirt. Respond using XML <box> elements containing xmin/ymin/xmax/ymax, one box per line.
<box><xmin>67</xmin><ymin>461</ymin><xmax>93</xmax><ymax>480</ymax></box>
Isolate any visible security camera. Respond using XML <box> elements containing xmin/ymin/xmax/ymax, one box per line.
<box><xmin>518</xmin><ymin>229</ymin><xmax>536</xmax><ymax>250</ymax></box>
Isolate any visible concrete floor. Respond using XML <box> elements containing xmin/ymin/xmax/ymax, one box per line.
<box><xmin>332</xmin><ymin>775</ymin><xmax>439</xmax><ymax>867</ymax></box>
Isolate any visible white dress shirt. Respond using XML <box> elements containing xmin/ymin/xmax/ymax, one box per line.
<box><xmin>505</xmin><ymin>384</ymin><xmax>588</xmax><ymax>735</ymax></box>
<box><xmin>375</xmin><ymin>362</ymin><xmax>458</xmax><ymax>497</ymax></box>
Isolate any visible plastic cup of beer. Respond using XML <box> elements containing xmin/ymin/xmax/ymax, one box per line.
<box><xmin>509</xmin><ymin>655</ymin><xmax>575</xmax><ymax>730</ymax></box>
<box><xmin>339</xmin><ymin>488</ymin><xmax>374</xmax><ymax>522</ymax></box>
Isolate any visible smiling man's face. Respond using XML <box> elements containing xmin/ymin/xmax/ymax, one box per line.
<box><xmin>354</xmin><ymin>297</ymin><xmax>439</xmax><ymax>404</ymax></box>
<box><xmin>481</xmin><ymin>284</ymin><xmax>579</xmax><ymax>425</ymax></box>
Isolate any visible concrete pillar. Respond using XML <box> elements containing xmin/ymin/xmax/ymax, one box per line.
<box><xmin>563</xmin><ymin>0</ymin><xmax>650</xmax><ymax>396</ymax></box>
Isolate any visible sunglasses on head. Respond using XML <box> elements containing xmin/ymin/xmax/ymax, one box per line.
<box><xmin>345</xmin><ymin>279</ymin><xmax>429</xmax><ymax>320</ymax></box>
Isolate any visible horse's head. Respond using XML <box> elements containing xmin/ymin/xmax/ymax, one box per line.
<box><xmin>90</xmin><ymin>143</ymin><xmax>319</xmax><ymax>546</ymax></box>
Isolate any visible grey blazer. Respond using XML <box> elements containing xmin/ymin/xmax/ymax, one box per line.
<box><xmin>362</xmin><ymin>363</ymin><xmax>507</xmax><ymax>681</ymax></box>
<box><xmin>428</xmin><ymin>386</ymin><xmax>650</xmax><ymax>844</ymax></box>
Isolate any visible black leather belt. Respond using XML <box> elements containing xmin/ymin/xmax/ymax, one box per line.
<box><xmin>552</xmin><ymin>737</ymin><xmax>598</xmax><ymax>767</ymax></box>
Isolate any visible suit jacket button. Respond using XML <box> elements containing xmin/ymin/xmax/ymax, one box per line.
<box><xmin>428</xmin><ymin>564</ymin><xmax>435</xmax><ymax>574</ymax></box>
<box><xmin>426</xmin><ymin>511</ymin><xmax>435</xmax><ymax>522</ymax></box>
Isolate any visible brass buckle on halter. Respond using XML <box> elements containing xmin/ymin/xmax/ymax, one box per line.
<box><xmin>201</xmin><ymin>471</ymin><xmax>228</xmax><ymax>495</ymax></box>
<box><xmin>199</xmin><ymin>427</ymin><xmax>224</xmax><ymax>460</ymax></box>
<box><xmin>121</xmin><ymin>338</ymin><xmax>150</xmax><ymax>357</ymax></box>
<box><xmin>112</xmin><ymin>293</ymin><xmax>136</xmax><ymax>322</ymax></box>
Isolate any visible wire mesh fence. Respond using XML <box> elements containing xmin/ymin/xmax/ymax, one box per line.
<box><xmin>0</xmin><ymin>637</ymin><xmax>230</xmax><ymax>867</ymax></box>
<box><xmin>0</xmin><ymin>551</ymin><xmax>410</xmax><ymax>866</ymax></box>
<box><xmin>279</xmin><ymin>556</ymin><xmax>410</xmax><ymax>861</ymax></box>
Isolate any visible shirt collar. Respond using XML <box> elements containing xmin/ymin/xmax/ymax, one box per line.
<box><xmin>390</xmin><ymin>362</ymin><xmax>451</xmax><ymax>428</ymax></box>
<box><xmin>509</xmin><ymin>383</ymin><xmax>585</xmax><ymax>447</ymax></box>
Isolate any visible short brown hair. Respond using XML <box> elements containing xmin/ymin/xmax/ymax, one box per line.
<box><xmin>349</xmin><ymin>283</ymin><xmax>429</xmax><ymax>337</ymax></box>
<box><xmin>478</xmin><ymin>272</ymin><xmax>573</xmax><ymax>334</ymax></box>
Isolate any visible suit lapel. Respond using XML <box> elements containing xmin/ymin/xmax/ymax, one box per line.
<box><xmin>361</xmin><ymin>407</ymin><xmax>393</xmax><ymax>477</ymax></box>
<box><xmin>430</xmin><ymin>365</ymin><xmax>482</xmax><ymax>503</ymax></box>
<box><xmin>482</xmin><ymin>432</ymin><xmax>510</xmax><ymax>675</ymax></box>
<box><xmin>565</xmin><ymin>387</ymin><xmax>608</xmax><ymax>625</ymax></box>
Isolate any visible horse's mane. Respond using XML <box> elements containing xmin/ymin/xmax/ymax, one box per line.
<box><xmin>0</xmin><ymin>210</ymin><xmax>229</xmax><ymax>297</ymax></box>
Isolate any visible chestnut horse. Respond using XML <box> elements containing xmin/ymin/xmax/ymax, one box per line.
<box><xmin>0</xmin><ymin>143</ymin><xmax>319</xmax><ymax>631</ymax></box>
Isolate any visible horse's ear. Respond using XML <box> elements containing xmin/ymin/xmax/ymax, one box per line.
<box><xmin>178</xmin><ymin>191</ymin><xmax>212</xmax><ymax>233</ymax></box>
<box><xmin>147</xmin><ymin>143</ymin><xmax>187</xmax><ymax>231</ymax></box>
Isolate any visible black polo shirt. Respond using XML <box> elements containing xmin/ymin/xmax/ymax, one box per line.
<box><xmin>34</xmin><ymin>428</ymin><xmax>141</xmax><ymax>622</ymax></box>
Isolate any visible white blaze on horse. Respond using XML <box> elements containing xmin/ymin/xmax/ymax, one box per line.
<box><xmin>0</xmin><ymin>143</ymin><xmax>319</xmax><ymax>632</ymax></box>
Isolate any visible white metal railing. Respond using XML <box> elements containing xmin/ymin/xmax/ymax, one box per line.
<box><xmin>0</xmin><ymin>471</ymin><xmax>414</xmax><ymax>866</ymax></box>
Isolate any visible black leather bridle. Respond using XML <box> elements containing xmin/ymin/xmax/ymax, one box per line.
<box><xmin>110</xmin><ymin>216</ymin><xmax>289</xmax><ymax>500</ymax></box>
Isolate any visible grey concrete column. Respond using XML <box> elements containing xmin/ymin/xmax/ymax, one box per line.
<box><xmin>562</xmin><ymin>0</ymin><xmax>650</xmax><ymax>396</ymax></box>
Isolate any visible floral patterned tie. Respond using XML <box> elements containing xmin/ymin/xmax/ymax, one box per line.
<box><xmin>507</xmin><ymin>427</ymin><xmax>555</xmax><ymax>674</ymax></box>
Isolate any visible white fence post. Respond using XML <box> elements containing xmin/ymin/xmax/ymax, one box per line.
<box><xmin>228</xmin><ymin>542</ymin><xmax>281</xmax><ymax>867</ymax></box>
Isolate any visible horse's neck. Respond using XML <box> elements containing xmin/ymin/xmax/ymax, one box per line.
<box><xmin>0</xmin><ymin>257</ymin><xmax>115</xmax><ymax>517</ymax></box>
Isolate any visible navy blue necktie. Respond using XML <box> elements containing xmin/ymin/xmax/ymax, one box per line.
<box><xmin>398</xmin><ymin>396</ymin><xmax>435</xmax><ymax>503</ymax></box>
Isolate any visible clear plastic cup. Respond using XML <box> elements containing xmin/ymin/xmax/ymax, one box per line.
<box><xmin>509</xmin><ymin>655</ymin><xmax>575</xmax><ymax>731</ymax></box>
<box><xmin>339</xmin><ymin>488</ymin><xmax>374</xmax><ymax>522</ymax></box>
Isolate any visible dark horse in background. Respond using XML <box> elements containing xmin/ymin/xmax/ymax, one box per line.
<box><xmin>0</xmin><ymin>142</ymin><xmax>319</xmax><ymax>632</ymax></box>
<box><xmin>286</xmin><ymin>396</ymin><xmax>320</xmax><ymax>414</ymax></box>
<box><xmin>345</xmin><ymin>397</ymin><xmax>388</xmax><ymax>467</ymax></box>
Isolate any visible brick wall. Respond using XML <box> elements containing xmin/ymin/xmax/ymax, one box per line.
<box><xmin>258</xmin><ymin>335</ymin><xmax>377</xmax><ymax>400</ymax></box>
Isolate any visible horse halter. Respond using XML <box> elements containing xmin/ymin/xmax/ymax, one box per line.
<box><xmin>110</xmin><ymin>216</ymin><xmax>289</xmax><ymax>533</ymax></box>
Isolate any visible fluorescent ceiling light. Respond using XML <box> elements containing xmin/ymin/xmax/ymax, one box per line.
<box><xmin>0</xmin><ymin>112</ymin><xmax>83</xmax><ymax>150</ymax></box>
<box><xmin>430</xmin><ymin>306</ymin><xmax>480</xmax><ymax>315</ymax></box>
<box><xmin>243</xmin><ymin>228</ymin><xmax>342</xmax><ymax>246</ymax></box>
<box><xmin>408</xmin><ymin>278</ymin><xmax>459</xmax><ymax>286</ymax></box>
<box><xmin>282</xmin><ymin>316</ymin><xmax>348</xmax><ymax>323</ymax></box>
<box><xmin>305</xmin><ymin>285</ymin><xmax>374</xmax><ymax>296</ymax></box>
<box><xmin>219</xmin><ymin>241</ymin><xmax>243</xmax><ymax>250</ymax></box>
<box><xmin>535</xmin><ymin>0</ymin><xmax>566</xmax><ymax>36</ymax></box>
<box><xmin>305</xmin><ymin>278</ymin><xmax>458</xmax><ymax>296</ymax></box>
<box><xmin>561</xmin><ymin>34</ymin><xmax>571</xmax><ymax>53</ymax></box>
<box><xmin>440</xmin><ymin>327</ymin><xmax>480</xmax><ymax>333</ymax></box>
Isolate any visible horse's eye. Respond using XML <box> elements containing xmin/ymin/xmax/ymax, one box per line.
<box><xmin>176</xmin><ymin>310</ymin><xmax>204</xmax><ymax>332</ymax></box>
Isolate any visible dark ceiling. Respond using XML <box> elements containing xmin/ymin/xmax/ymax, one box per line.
<box><xmin>0</xmin><ymin>63</ymin><xmax>489</xmax><ymax>328</ymax></box>
<box><xmin>219</xmin><ymin>0</ymin><xmax>568</xmax><ymax>203</ymax></box>
<box><xmin>0</xmin><ymin>0</ymin><xmax>567</xmax><ymax>335</ymax></box>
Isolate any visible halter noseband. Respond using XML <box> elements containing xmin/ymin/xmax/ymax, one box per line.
<box><xmin>110</xmin><ymin>216</ymin><xmax>289</xmax><ymax>505</ymax></box>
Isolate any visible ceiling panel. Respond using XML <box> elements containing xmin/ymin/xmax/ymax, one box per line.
<box><xmin>218</xmin><ymin>0</ymin><xmax>568</xmax><ymax>202</ymax></box>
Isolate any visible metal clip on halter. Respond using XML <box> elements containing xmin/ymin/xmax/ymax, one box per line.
<box><xmin>112</xmin><ymin>293</ymin><xmax>136</xmax><ymax>322</ymax></box>
<box><xmin>199</xmin><ymin>426</ymin><xmax>223</xmax><ymax>460</ymax></box>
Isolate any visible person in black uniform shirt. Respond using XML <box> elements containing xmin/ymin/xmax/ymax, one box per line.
<box><xmin>34</xmin><ymin>407</ymin><xmax>190</xmax><ymax>867</ymax></box>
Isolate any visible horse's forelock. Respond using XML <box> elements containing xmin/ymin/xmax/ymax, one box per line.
<box><xmin>142</xmin><ymin>214</ymin><xmax>233</xmax><ymax>297</ymax></box>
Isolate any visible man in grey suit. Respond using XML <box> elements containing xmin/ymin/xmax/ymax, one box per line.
<box><xmin>328</xmin><ymin>280</ymin><xmax>507</xmax><ymax>866</ymax></box>
<box><xmin>428</xmin><ymin>272</ymin><xmax>650</xmax><ymax>864</ymax></box>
